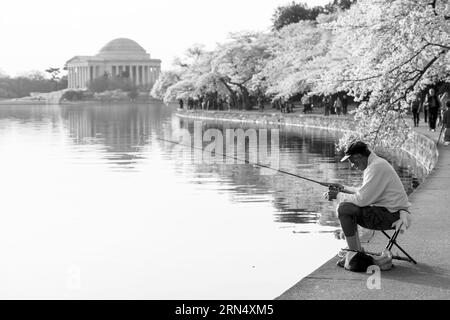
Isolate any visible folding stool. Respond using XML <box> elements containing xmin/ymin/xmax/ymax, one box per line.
<box><xmin>381</xmin><ymin>227</ymin><xmax>417</xmax><ymax>264</ymax></box>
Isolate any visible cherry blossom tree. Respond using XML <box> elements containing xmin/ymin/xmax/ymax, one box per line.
<box><xmin>150</xmin><ymin>70</ymin><xmax>181</xmax><ymax>100</ymax></box>
<box><xmin>209</xmin><ymin>31</ymin><xmax>272</xmax><ymax>109</ymax></box>
<box><xmin>314</xmin><ymin>0</ymin><xmax>450</xmax><ymax>149</ymax></box>
<box><xmin>261</xmin><ymin>20</ymin><xmax>332</xmax><ymax>99</ymax></box>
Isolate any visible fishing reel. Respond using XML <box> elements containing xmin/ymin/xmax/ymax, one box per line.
<box><xmin>328</xmin><ymin>184</ymin><xmax>344</xmax><ymax>192</ymax></box>
<box><xmin>325</xmin><ymin>184</ymin><xmax>342</xmax><ymax>201</ymax></box>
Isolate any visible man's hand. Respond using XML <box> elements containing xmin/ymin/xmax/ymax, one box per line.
<box><xmin>334</xmin><ymin>229</ymin><xmax>346</xmax><ymax>240</ymax></box>
<box><xmin>328</xmin><ymin>183</ymin><xmax>345</xmax><ymax>191</ymax></box>
<box><xmin>323</xmin><ymin>188</ymin><xmax>339</xmax><ymax>201</ymax></box>
<box><xmin>391</xmin><ymin>210</ymin><xmax>412</xmax><ymax>233</ymax></box>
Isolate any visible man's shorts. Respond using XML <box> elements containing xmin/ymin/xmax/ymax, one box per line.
<box><xmin>356</xmin><ymin>206</ymin><xmax>400</xmax><ymax>230</ymax></box>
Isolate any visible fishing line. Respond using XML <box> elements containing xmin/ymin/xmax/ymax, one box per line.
<box><xmin>154</xmin><ymin>135</ymin><xmax>354</xmax><ymax>194</ymax></box>
<box><xmin>152</xmin><ymin>133</ymin><xmax>359</xmax><ymax>241</ymax></box>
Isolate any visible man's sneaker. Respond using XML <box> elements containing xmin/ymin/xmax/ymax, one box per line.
<box><xmin>336</xmin><ymin>251</ymin><xmax>355</xmax><ymax>268</ymax></box>
<box><xmin>338</xmin><ymin>248</ymin><xmax>348</xmax><ymax>258</ymax></box>
<box><xmin>371</xmin><ymin>249</ymin><xmax>393</xmax><ymax>270</ymax></box>
<box><xmin>338</xmin><ymin>247</ymin><xmax>364</xmax><ymax>258</ymax></box>
<box><xmin>336</xmin><ymin>256</ymin><xmax>345</xmax><ymax>268</ymax></box>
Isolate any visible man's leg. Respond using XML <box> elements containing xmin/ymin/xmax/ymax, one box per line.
<box><xmin>337</xmin><ymin>202</ymin><xmax>363</xmax><ymax>251</ymax></box>
<box><xmin>429</xmin><ymin>110</ymin><xmax>433</xmax><ymax>129</ymax></box>
<box><xmin>430</xmin><ymin>109</ymin><xmax>438</xmax><ymax>130</ymax></box>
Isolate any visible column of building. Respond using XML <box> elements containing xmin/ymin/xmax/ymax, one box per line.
<box><xmin>71</xmin><ymin>67</ymin><xmax>74</xmax><ymax>88</ymax></box>
<box><xmin>85</xmin><ymin>66</ymin><xmax>88</xmax><ymax>87</ymax></box>
<box><xmin>72</xmin><ymin>67</ymin><xmax>75</xmax><ymax>88</ymax></box>
<box><xmin>75</xmin><ymin>67</ymin><xmax>78</xmax><ymax>88</ymax></box>
<box><xmin>144</xmin><ymin>66</ymin><xmax>149</xmax><ymax>86</ymax></box>
<box><xmin>80</xmin><ymin>66</ymin><xmax>84</xmax><ymax>88</ymax></box>
<box><xmin>153</xmin><ymin>66</ymin><xmax>158</xmax><ymax>84</ymax></box>
<box><xmin>127</xmin><ymin>65</ymin><xmax>132</xmax><ymax>83</ymax></box>
<box><xmin>81</xmin><ymin>66</ymin><xmax>84</xmax><ymax>88</ymax></box>
<box><xmin>85</xmin><ymin>66</ymin><xmax>89</xmax><ymax>88</ymax></box>
<box><xmin>78</xmin><ymin>66</ymin><xmax>82</xmax><ymax>88</ymax></box>
<box><xmin>135</xmin><ymin>65</ymin><xmax>138</xmax><ymax>86</ymax></box>
<box><xmin>137</xmin><ymin>66</ymin><xmax>141</xmax><ymax>86</ymax></box>
<box><xmin>152</xmin><ymin>67</ymin><xmax>156</xmax><ymax>85</ymax></box>
<box><xmin>68</xmin><ymin>67</ymin><xmax>71</xmax><ymax>88</ymax></box>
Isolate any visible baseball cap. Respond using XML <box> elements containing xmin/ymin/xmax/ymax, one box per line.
<box><xmin>340</xmin><ymin>141</ymin><xmax>369</xmax><ymax>162</ymax></box>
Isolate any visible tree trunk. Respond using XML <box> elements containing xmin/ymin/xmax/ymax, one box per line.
<box><xmin>219</xmin><ymin>78</ymin><xmax>237</xmax><ymax>109</ymax></box>
<box><xmin>236</xmin><ymin>84</ymin><xmax>251</xmax><ymax>110</ymax></box>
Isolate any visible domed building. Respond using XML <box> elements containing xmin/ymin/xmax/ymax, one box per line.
<box><xmin>66</xmin><ymin>38</ymin><xmax>161</xmax><ymax>89</ymax></box>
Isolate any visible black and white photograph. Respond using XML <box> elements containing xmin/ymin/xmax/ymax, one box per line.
<box><xmin>0</xmin><ymin>0</ymin><xmax>449</xmax><ymax>310</ymax></box>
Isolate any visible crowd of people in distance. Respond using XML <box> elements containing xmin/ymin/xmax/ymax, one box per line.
<box><xmin>177</xmin><ymin>92</ymin><xmax>350</xmax><ymax>116</ymax></box>
<box><xmin>176</xmin><ymin>87</ymin><xmax>450</xmax><ymax>145</ymax></box>
<box><xmin>409</xmin><ymin>87</ymin><xmax>450</xmax><ymax>145</ymax></box>
<box><xmin>409</xmin><ymin>88</ymin><xmax>448</xmax><ymax>130</ymax></box>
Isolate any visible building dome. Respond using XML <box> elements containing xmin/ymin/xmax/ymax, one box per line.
<box><xmin>97</xmin><ymin>38</ymin><xmax>149</xmax><ymax>59</ymax></box>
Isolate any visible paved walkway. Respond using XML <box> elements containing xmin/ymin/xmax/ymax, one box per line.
<box><xmin>277</xmin><ymin>120</ymin><xmax>450</xmax><ymax>299</ymax></box>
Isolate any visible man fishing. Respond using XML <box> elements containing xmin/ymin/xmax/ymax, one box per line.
<box><xmin>157</xmin><ymin>135</ymin><xmax>412</xmax><ymax>270</ymax></box>
<box><xmin>324</xmin><ymin>141</ymin><xmax>412</xmax><ymax>269</ymax></box>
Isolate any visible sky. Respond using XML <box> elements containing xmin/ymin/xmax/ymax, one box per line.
<box><xmin>0</xmin><ymin>0</ymin><xmax>331</xmax><ymax>77</ymax></box>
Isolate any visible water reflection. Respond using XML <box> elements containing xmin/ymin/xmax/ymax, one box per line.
<box><xmin>0</xmin><ymin>104</ymin><xmax>426</xmax><ymax>229</ymax></box>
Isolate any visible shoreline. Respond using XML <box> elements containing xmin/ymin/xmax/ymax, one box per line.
<box><xmin>175</xmin><ymin>109</ymin><xmax>438</xmax><ymax>173</ymax></box>
<box><xmin>175</xmin><ymin>108</ymin><xmax>446</xmax><ymax>299</ymax></box>
<box><xmin>0</xmin><ymin>98</ymin><xmax>162</xmax><ymax>106</ymax></box>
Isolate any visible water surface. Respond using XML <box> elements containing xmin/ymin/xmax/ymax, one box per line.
<box><xmin>0</xmin><ymin>103</ymin><xmax>424</xmax><ymax>299</ymax></box>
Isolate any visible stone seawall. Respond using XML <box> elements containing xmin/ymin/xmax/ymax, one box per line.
<box><xmin>176</xmin><ymin>110</ymin><xmax>439</xmax><ymax>173</ymax></box>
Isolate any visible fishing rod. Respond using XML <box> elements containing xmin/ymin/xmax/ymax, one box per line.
<box><xmin>154</xmin><ymin>135</ymin><xmax>354</xmax><ymax>194</ymax></box>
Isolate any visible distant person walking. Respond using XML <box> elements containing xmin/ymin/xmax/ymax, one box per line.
<box><xmin>187</xmin><ymin>97</ymin><xmax>194</xmax><ymax>110</ymax></box>
<box><xmin>258</xmin><ymin>96</ymin><xmax>264</xmax><ymax>111</ymax></box>
<box><xmin>342</xmin><ymin>94</ymin><xmax>348</xmax><ymax>115</ymax></box>
<box><xmin>410</xmin><ymin>96</ymin><xmax>422</xmax><ymax>127</ymax></box>
<box><xmin>289</xmin><ymin>101</ymin><xmax>295</xmax><ymax>113</ymax></box>
<box><xmin>302</xmin><ymin>95</ymin><xmax>312</xmax><ymax>114</ymax></box>
<box><xmin>443</xmin><ymin>101</ymin><xmax>450</xmax><ymax>145</ymax></box>
<box><xmin>439</xmin><ymin>92</ymin><xmax>449</xmax><ymax>125</ymax></box>
<box><xmin>324</xmin><ymin>96</ymin><xmax>331</xmax><ymax>116</ymax></box>
<box><xmin>440</xmin><ymin>92</ymin><xmax>449</xmax><ymax>108</ymax></box>
<box><xmin>280</xmin><ymin>98</ymin><xmax>287</xmax><ymax>113</ymax></box>
<box><xmin>424</xmin><ymin>88</ymin><xmax>440</xmax><ymax>131</ymax></box>
<box><xmin>193</xmin><ymin>96</ymin><xmax>199</xmax><ymax>109</ymax></box>
<box><xmin>422</xmin><ymin>94</ymin><xmax>428</xmax><ymax>123</ymax></box>
<box><xmin>334</xmin><ymin>97</ymin><xmax>343</xmax><ymax>116</ymax></box>
<box><xmin>226</xmin><ymin>96</ymin><xmax>232</xmax><ymax>111</ymax></box>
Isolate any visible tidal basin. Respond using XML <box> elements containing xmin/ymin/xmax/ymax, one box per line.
<box><xmin>0</xmin><ymin>102</ymin><xmax>424</xmax><ymax>299</ymax></box>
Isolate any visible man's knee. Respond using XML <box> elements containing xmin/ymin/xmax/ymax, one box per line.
<box><xmin>337</xmin><ymin>202</ymin><xmax>361</xmax><ymax>219</ymax></box>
